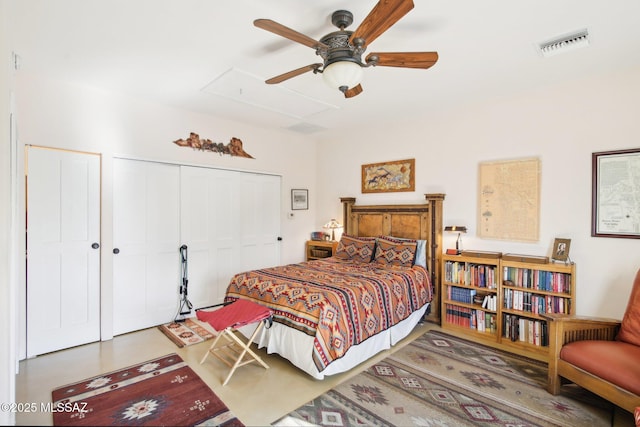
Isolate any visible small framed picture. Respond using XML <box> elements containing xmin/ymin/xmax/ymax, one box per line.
<box><xmin>552</xmin><ymin>238</ymin><xmax>571</xmax><ymax>262</ymax></box>
<box><xmin>291</xmin><ymin>189</ymin><xmax>308</xmax><ymax>210</ymax></box>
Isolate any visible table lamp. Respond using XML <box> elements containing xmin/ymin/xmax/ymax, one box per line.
<box><xmin>323</xmin><ymin>219</ymin><xmax>343</xmax><ymax>241</ymax></box>
<box><xmin>444</xmin><ymin>225</ymin><xmax>467</xmax><ymax>254</ymax></box>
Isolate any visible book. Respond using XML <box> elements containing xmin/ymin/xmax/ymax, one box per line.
<box><xmin>460</xmin><ymin>250</ymin><xmax>502</xmax><ymax>259</ymax></box>
<box><xmin>502</xmin><ymin>253</ymin><xmax>549</xmax><ymax>264</ymax></box>
<box><xmin>474</xmin><ymin>293</ymin><xmax>486</xmax><ymax>305</ymax></box>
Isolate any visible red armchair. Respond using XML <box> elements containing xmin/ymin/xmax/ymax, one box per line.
<box><xmin>545</xmin><ymin>268</ymin><xmax>640</xmax><ymax>414</ymax></box>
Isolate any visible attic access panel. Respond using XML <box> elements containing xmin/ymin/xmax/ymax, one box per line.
<box><xmin>202</xmin><ymin>68</ymin><xmax>338</xmax><ymax>120</ymax></box>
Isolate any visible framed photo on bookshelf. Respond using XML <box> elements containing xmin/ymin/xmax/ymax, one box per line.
<box><xmin>552</xmin><ymin>238</ymin><xmax>571</xmax><ymax>262</ymax></box>
<box><xmin>592</xmin><ymin>148</ymin><xmax>640</xmax><ymax>238</ymax></box>
<box><xmin>291</xmin><ymin>189</ymin><xmax>308</xmax><ymax>210</ymax></box>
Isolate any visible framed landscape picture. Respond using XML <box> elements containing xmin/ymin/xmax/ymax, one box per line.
<box><xmin>291</xmin><ymin>189</ymin><xmax>308</xmax><ymax>210</ymax></box>
<box><xmin>361</xmin><ymin>159</ymin><xmax>415</xmax><ymax>193</ymax></box>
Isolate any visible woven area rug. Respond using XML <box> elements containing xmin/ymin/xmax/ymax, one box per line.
<box><xmin>158</xmin><ymin>318</ymin><xmax>215</xmax><ymax>348</ymax></box>
<box><xmin>52</xmin><ymin>353</ymin><xmax>243</xmax><ymax>426</ymax></box>
<box><xmin>277</xmin><ymin>330</ymin><xmax>614</xmax><ymax>427</ymax></box>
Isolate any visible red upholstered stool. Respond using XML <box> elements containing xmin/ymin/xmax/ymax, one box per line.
<box><xmin>196</xmin><ymin>299</ymin><xmax>273</xmax><ymax>385</ymax></box>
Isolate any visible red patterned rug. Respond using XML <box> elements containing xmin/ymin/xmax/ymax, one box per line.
<box><xmin>51</xmin><ymin>353</ymin><xmax>243</xmax><ymax>426</ymax></box>
<box><xmin>158</xmin><ymin>318</ymin><xmax>214</xmax><ymax>348</ymax></box>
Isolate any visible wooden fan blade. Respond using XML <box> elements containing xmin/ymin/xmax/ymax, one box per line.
<box><xmin>254</xmin><ymin>19</ymin><xmax>328</xmax><ymax>50</ymax></box>
<box><xmin>366</xmin><ymin>52</ymin><xmax>438</xmax><ymax>69</ymax></box>
<box><xmin>265</xmin><ymin>63</ymin><xmax>323</xmax><ymax>84</ymax></box>
<box><xmin>349</xmin><ymin>0</ymin><xmax>414</xmax><ymax>48</ymax></box>
<box><xmin>343</xmin><ymin>84</ymin><xmax>363</xmax><ymax>98</ymax></box>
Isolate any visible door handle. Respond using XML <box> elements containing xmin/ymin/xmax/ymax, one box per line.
<box><xmin>113</xmin><ymin>248</ymin><xmax>120</xmax><ymax>254</ymax></box>
<box><xmin>277</xmin><ymin>236</ymin><xmax>283</xmax><ymax>241</ymax></box>
<box><xmin>91</xmin><ymin>242</ymin><xmax>100</xmax><ymax>249</ymax></box>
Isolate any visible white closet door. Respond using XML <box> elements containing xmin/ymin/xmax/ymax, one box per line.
<box><xmin>112</xmin><ymin>159</ymin><xmax>180</xmax><ymax>335</ymax></box>
<box><xmin>237</xmin><ymin>172</ymin><xmax>281</xmax><ymax>271</ymax></box>
<box><xmin>26</xmin><ymin>146</ymin><xmax>101</xmax><ymax>357</ymax></box>
<box><xmin>180</xmin><ymin>167</ymin><xmax>281</xmax><ymax>310</ymax></box>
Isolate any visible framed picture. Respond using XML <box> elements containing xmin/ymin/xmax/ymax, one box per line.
<box><xmin>592</xmin><ymin>148</ymin><xmax>640</xmax><ymax>238</ymax></box>
<box><xmin>552</xmin><ymin>238</ymin><xmax>571</xmax><ymax>262</ymax></box>
<box><xmin>361</xmin><ymin>158</ymin><xmax>415</xmax><ymax>193</ymax></box>
<box><xmin>478</xmin><ymin>157</ymin><xmax>540</xmax><ymax>242</ymax></box>
<box><xmin>291</xmin><ymin>189</ymin><xmax>308</xmax><ymax>210</ymax></box>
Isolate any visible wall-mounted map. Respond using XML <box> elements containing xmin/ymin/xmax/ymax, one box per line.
<box><xmin>478</xmin><ymin>157</ymin><xmax>540</xmax><ymax>242</ymax></box>
<box><xmin>592</xmin><ymin>148</ymin><xmax>640</xmax><ymax>238</ymax></box>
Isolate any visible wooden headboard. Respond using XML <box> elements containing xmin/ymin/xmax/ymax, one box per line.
<box><xmin>340</xmin><ymin>194</ymin><xmax>445</xmax><ymax>324</ymax></box>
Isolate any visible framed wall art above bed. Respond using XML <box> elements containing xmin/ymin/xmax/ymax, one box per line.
<box><xmin>361</xmin><ymin>159</ymin><xmax>416</xmax><ymax>193</ymax></box>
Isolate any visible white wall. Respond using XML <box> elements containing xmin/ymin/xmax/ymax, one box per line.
<box><xmin>14</xmin><ymin>73</ymin><xmax>318</xmax><ymax>350</ymax></box>
<box><xmin>316</xmin><ymin>65</ymin><xmax>640</xmax><ymax>320</ymax></box>
<box><xmin>11</xmin><ymin>47</ymin><xmax>640</xmax><ymax>345</ymax></box>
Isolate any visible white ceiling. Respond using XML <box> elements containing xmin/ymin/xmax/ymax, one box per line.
<box><xmin>8</xmin><ymin>0</ymin><xmax>640</xmax><ymax>135</ymax></box>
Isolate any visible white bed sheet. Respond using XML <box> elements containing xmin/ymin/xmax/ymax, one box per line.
<box><xmin>237</xmin><ymin>303</ymin><xmax>429</xmax><ymax>379</ymax></box>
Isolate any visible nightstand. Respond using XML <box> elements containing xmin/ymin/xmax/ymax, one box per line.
<box><xmin>306</xmin><ymin>240</ymin><xmax>339</xmax><ymax>261</ymax></box>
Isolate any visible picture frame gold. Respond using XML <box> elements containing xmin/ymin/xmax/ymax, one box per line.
<box><xmin>552</xmin><ymin>238</ymin><xmax>571</xmax><ymax>262</ymax></box>
<box><xmin>361</xmin><ymin>158</ymin><xmax>415</xmax><ymax>193</ymax></box>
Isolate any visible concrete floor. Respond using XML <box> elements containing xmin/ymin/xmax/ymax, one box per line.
<box><xmin>15</xmin><ymin>322</ymin><xmax>635</xmax><ymax>426</ymax></box>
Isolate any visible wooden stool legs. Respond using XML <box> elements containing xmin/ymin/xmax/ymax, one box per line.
<box><xmin>200</xmin><ymin>320</ymin><xmax>269</xmax><ymax>386</ymax></box>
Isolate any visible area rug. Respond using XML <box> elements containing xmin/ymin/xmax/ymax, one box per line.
<box><xmin>158</xmin><ymin>318</ymin><xmax>215</xmax><ymax>348</ymax></box>
<box><xmin>52</xmin><ymin>353</ymin><xmax>243</xmax><ymax>426</ymax></box>
<box><xmin>277</xmin><ymin>330</ymin><xmax>614</xmax><ymax>427</ymax></box>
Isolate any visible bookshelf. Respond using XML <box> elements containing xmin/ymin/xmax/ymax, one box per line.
<box><xmin>442</xmin><ymin>253</ymin><xmax>501</xmax><ymax>342</ymax></box>
<box><xmin>500</xmin><ymin>258</ymin><xmax>575</xmax><ymax>360</ymax></box>
<box><xmin>441</xmin><ymin>253</ymin><xmax>576</xmax><ymax>362</ymax></box>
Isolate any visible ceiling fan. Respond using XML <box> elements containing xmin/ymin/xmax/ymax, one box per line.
<box><xmin>254</xmin><ymin>0</ymin><xmax>439</xmax><ymax>98</ymax></box>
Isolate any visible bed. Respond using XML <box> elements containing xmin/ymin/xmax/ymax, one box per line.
<box><xmin>224</xmin><ymin>195</ymin><xmax>445</xmax><ymax>379</ymax></box>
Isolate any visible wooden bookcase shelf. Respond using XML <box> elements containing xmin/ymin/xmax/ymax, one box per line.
<box><xmin>442</xmin><ymin>254</ymin><xmax>500</xmax><ymax>343</ymax></box>
<box><xmin>441</xmin><ymin>253</ymin><xmax>575</xmax><ymax>362</ymax></box>
<box><xmin>306</xmin><ymin>240</ymin><xmax>338</xmax><ymax>261</ymax></box>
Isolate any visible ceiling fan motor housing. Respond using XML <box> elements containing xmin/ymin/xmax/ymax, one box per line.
<box><xmin>319</xmin><ymin>31</ymin><xmax>364</xmax><ymax>66</ymax></box>
<box><xmin>331</xmin><ymin>10</ymin><xmax>353</xmax><ymax>30</ymax></box>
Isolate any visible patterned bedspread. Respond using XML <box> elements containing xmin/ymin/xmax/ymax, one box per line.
<box><xmin>224</xmin><ymin>257</ymin><xmax>432</xmax><ymax>372</ymax></box>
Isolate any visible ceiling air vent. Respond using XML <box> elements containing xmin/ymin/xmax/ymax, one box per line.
<box><xmin>538</xmin><ymin>29</ymin><xmax>589</xmax><ymax>57</ymax></box>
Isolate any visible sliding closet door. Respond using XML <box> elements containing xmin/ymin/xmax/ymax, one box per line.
<box><xmin>112</xmin><ymin>159</ymin><xmax>181</xmax><ymax>335</ymax></box>
<box><xmin>26</xmin><ymin>146</ymin><xmax>101</xmax><ymax>357</ymax></box>
<box><xmin>113</xmin><ymin>161</ymin><xmax>281</xmax><ymax>333</ymax></box>
<box><xmin>180</xmin><ymin>167</ymin><xmax>281</xmax><ymax>310</ymax></box>
<box><xmin>179</xmin><ymin>166</ymin><xmax>229</xmax><ymax>310</ymax></box>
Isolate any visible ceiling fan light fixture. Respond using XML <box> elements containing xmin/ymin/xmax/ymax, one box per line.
<box><xmin>322</xmin><ymin>60</ymin><xmax>363</xmax><ymax>92</ymax></box>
